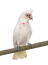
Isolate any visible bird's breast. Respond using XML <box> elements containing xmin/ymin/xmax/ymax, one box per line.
<box><xmin>14</xmin><ymin>23</ymin><xmax>32</xmax><ymax>37</ymax></box>
<box><xmin>13</xmin><ymin>23</ymin><xmax>32</xmax><ymax>45</ymax></box>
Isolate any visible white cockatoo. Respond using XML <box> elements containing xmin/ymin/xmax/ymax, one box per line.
<box><xmin>13</xmin><ymin>9</ymin><xmax>33</xmax><ymax>59</ymax></box>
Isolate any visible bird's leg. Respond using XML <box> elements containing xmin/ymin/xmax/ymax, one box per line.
<box><xmin>17</xmin><ymin>45</ymin><xmax>20</xmax><ymax>51</ymax></box>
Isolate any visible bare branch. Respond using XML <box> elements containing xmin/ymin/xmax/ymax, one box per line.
<box><xmin>0</xmin><ymin>41</ymin><xmax>48</xmax><ymax>56</ymax></box>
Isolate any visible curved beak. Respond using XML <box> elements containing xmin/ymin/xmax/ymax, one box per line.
<box><xmin>29</xmin><ymin>15</ymin><xmax>33</xmax><ymax>20</ymax></box>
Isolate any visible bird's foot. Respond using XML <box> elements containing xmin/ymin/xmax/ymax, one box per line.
<box><xmin>28</xmin><ymin>43</ymin><xmax>32</xmax><ymax>46</ymax></box>
<box><xmin>28</xmin><ymin>43</ymin><xmax>32</xmax><ymax>48</ymax></box>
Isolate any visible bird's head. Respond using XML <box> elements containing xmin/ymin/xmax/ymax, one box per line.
<box><xmin>19</xmin><ymin>9</ymin><xmax>33</xmax><ymax>21</ymax></box>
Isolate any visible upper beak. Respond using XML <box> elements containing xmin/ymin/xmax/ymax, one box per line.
<box><xmin>29</xmin><ymin>15</ymin><xmax>33</xmax><ymax>20</ymax></box>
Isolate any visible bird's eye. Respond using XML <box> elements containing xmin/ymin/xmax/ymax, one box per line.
<box><xmin>25</xmin><ymin>14</ymin><xmax>28</xmax><ymax>16</ymax></box>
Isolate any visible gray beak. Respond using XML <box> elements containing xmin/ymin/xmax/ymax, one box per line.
<box><xmin>29</xmin><ymin>15</ymin><xmax>33</xmax><ymax>20</ymax></box>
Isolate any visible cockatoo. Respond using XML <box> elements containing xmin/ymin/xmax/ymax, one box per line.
<box><xmin>13</xmin><ymin>10</ymin><xmax>33</xmax><ymax>59</ymax></box>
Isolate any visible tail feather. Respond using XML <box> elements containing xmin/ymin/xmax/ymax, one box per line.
<box><xmin>13</xmin><ymin>51</ymin><xmax>27</xmax><ymax>59</ymax></box>
<box><xmin>13</xmin><ymin>52</ymin><xmax>19</xmax><ymax>59</ymax></box>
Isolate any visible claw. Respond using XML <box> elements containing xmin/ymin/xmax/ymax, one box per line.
<box><xmin>17</xmin><ymin>46</ymin><xmax>20</xmax><ymax>51</ymax></box>
<box><xmin>28</xmin><ymin>43</ymin><xmax>32</xmax><ymax>48</ymax></box>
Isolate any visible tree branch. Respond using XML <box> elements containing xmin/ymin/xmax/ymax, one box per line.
<box><xmin>0</xmin><ymin>41</ymin><xmax>48</xmax><ymax>56</ymax></box>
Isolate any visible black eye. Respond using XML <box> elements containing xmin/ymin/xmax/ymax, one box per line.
<box><xmin>25</xmin><ymin>14</ymin><xmax>28</xmax><ymax>16</ymax></box>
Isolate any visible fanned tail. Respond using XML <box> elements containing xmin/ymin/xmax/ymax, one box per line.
<box><xmin>13</xmin><ymin>51</ymin><xmax>27</xmax><ymax>59</ymax></box>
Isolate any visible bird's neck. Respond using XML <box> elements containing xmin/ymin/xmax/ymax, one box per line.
<box><xmin>17</xmin><ymin>18</ymin><xmax>29</xmax><ymax>24</ymax></box>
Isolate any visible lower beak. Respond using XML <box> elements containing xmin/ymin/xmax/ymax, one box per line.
<box><xmin>29</xmin><ymin>16</ymin><xmax>33</xmax><ymax>20</ymax></box>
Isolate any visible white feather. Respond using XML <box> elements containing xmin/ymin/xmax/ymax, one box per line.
<box><xmin>13</xmin><ymin>10</ymin><xmax>32</xmax><ymax>47</ymax></box>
